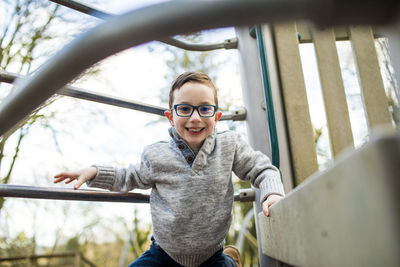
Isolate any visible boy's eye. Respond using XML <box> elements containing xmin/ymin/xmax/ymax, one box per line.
<box><xmin>199</xmin><ymin>106</ymin><xmax>212</xmax><ymax>113</ymax></box>
<box><xmin>177</xmin><ymin>106</ymin><xmax>192</xmax><ymax>113</ymax></box>
<box><xmin>200</xmin><ymin>105</ymin><xmax>216</xmax><ymax>115</ymax></box>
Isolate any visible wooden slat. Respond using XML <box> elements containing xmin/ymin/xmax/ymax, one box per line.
<box><xmin>273</xmin><ymin>22</ymin><xmax>318</xmax><ymax>185</ymax></box>
<box><xmin>296</xmin><ymin>22</ymin><xmax>382</xmax><ymax>43</ymax></box>
<box><xmin>349</xmin><ymin>26</ymin><xmax>392</xmax><ymax>129</ymax></box>
<box><xmin>312</xmin><ymin>27</ymin><xmax>354</xmax><ymax>157</ymax></box>
<box><xmin>258</xmin><ymin>132</ymin><xmax>400</xmax><ymax>266</ymax></box>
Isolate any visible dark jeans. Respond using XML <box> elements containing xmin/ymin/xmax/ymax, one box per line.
<box><xmin>128</xmin><ymin>239</ymin><xmax>237</xmax><ymax>267</ymax></box>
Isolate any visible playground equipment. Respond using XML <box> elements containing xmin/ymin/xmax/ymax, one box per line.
<box><xmin>1</xmin><ymin>0</ymin><xmax>399</xmax><ymax>266</ymax></box>
<box><xmin>0</xmin><ymin>252</ymin><xmax>97</xmax><ymax>267</ymax></box>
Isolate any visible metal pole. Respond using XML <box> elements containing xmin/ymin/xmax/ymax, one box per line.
<box><xmin>235</xmin><ymin>26</ymin><xmax>277</xmax><ymax>267</ymax></box>
<box><xmin>49</xmin><ymin>0</ymin><xmax>110</xmax><ymax>19</ymax></box>
<box><xmin>0</xmin><ymin>70</ymin><xmax>246</xmax><ymax>121</ymax></box>
<box><xmin>236</xmin><ymin>26</ymin><xmax>294</xmax><ymax>266</ymax></box>
<box><xmin>0</xmin><ymin>184</ymin><xmax>253</xmax><ymax>203</ymax></box>
<box><xmin>0</xmin><ymin>184</ymin><xmax>150</xmax><ymax>203</ymax></box>
<box><xmin>157</xmin><ymin>37</ymin><xmax>238</xmax><ymax>51</ymax></box>
<box><xmin>236</xmin><ymin>208</ymin><xmax>255</xmax><ymax>254</ymax></box>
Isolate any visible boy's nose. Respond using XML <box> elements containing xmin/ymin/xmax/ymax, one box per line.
<box><xmin>189</xmin><ymin>109</ymin><xmax>201</xmax><ymax>121</ymax></box>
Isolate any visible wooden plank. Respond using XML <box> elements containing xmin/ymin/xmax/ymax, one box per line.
<box><xmin>273</xmin><ymin>22</ymin><xmax>318</xmax><ymax>185</ymax></box>
<box><xmin>296</xmin><ymin>22</ymin><xmax>382</xmax><ymax>43</ymax></box>
<box><xmin>385</xmin><ymin>18</ymin><xmax>400</xmax><ymax>108</ymax></box>
<box><xmin>349</xmin><ymin>26</ymin><xmax>392</xmax><ymax>129</ymax></box>
<box><xmin>312</xmin><ymin>27</ymin><xmax>354</xmax><ymax>157</ymax></box>
<box><xmin>258</xmin><ymin>132</ymin><xmax>400</xmax><ymax>266</ymax></box>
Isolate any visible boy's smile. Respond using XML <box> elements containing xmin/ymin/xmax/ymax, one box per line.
<box><xmin>165</xmin><ymin>82</ymin><xmax>221</xmax><ymax>151</ymax></box>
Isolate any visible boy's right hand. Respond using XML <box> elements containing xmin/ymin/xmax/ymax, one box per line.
<box><xmin>54</xmin><ymin>167</ymin><xmax>97</xmax><ymax>190</ymax></box>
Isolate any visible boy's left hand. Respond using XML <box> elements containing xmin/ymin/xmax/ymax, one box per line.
<box><xmin>263</xmin><ymin>194</ymin><xmax>283</xmax><ymax>217</ymax></box>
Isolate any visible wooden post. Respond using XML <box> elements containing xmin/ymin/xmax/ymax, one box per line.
<box><xmin>274</xmin><ymin>22</ymin><xmax>319</xmax><ymax>185</ymax></box>
<box><xmin>74</xmin><ymin>252</ymin><xmax>81</xmax><ymax>267</ymax></box>
<box><xmin>312</xmin><ymin>26</ymin><xmax>354</xmax><ymax>156</ymax></box>
<box><xmin>349</xmin><ymin>26</ymin><xmax>392</xmax><ymax>130</ymax></box>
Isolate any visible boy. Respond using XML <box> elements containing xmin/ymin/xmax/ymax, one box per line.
<box><xmin>54</xmin><ymin>71</ymin><xmax>285</xmax><ymax>267</ymax></box>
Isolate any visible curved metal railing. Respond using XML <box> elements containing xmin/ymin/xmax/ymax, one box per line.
<box><xmin>0</xmin><ymin>0</ymin><xmax>397</xmax><ymax>136</ymax></box>
<box><xmin>49</xmin><ymin>0</ymin><xmax>239</xmax><ymax>51</ymax></box>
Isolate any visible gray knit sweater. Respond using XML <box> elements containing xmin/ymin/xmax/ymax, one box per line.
<box><xmin>88</xmin><ymin>128</ymin><xmax>285</xmax><ymax>266</ymax></box>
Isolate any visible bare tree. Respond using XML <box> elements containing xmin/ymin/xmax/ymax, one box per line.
<box><xmin>0</xmin><ymin>0</ymin><xmax>101</xmax><ymax>210</ymax></box>
<box><xmin>0</xmin><ymin>0</ymin><xmax>64</xmax><ymax>210</ymax></box>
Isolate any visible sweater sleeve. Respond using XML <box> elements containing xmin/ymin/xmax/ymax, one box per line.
<box><xmin>232</xmin><ymin>133</ymin><xmax>285</xmax><ymax>203</ymax></box>
<box><xmin>87</xmin><ymin>148</ymin><xmax>154</xmax><ymax>192</ymax></box>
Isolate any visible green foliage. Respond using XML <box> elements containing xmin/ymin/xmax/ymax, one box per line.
<box><xmin>0</xmin><ymin>232</ymin><xmax>35</xmax><ymax>258</ymax></box>
<box><xmin>130</xmin><ymin>209</ymin><xmax>152</xmax><ymax>260</ymax></box>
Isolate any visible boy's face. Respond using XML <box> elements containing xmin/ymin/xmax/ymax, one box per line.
<box><xmin>165</xmin><ymin>82</ymin><xmax>222</xmax><ymax>150</ymax></box>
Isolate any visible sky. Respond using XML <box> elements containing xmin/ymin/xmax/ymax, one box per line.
<box><xmin>0</xmin><ymin>0</ymin><xmax>393</xmax><ymax>250</ymax></box>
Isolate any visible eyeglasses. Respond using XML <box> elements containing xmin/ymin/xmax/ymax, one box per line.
<box><xmin>173</xmin><ymin>104</ymin><xmax>217</xmax><ymax>117</ymax></box>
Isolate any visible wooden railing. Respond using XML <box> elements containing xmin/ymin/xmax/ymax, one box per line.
<box><xmin>258</xmin><ymin>131</ymin><xmax>400</xmax><ymax>266</ymax></box>
<box><xmin>258</xmin><ymin>22</ymin><xmax>399</xmax><ymax>266</ymax></box>
<box><xmin>0</xmin><ymin>252</ymin><xmax>97</xmax><ymax>267</ymax></box>
<box><xmin>273</xmin><ymin>23</ymin><xmax>393</xmax><ymax>185</ymax></box>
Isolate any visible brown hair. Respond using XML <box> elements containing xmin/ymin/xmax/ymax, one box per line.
<box><xmin>169</xmin><ymin>71</ymin><xmax>218</xmax><ymax>109</ymax></box>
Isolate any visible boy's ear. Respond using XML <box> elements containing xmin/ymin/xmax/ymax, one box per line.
<box><xmin>214</xmin><ymin>111</ymin><xmax>222</xmax><ymax>122</ymax></box>
<box><xmin>164</xmin><ymin>110</ymin><xmax>174</xmax><ymax>126</ymax></box>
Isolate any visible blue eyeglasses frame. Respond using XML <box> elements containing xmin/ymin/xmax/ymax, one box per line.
<box><xmin>173</xmin><ymin>104</ymin><xmax>217</xmax><ymax>118</ymax></box>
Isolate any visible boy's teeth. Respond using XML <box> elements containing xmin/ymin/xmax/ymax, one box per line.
<box><xmin>189</xmin><ymin>128</ymin><xmax>202</xmax><ymax>132</ymax></box>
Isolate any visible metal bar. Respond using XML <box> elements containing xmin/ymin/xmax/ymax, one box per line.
<box><xmin>59</xmin><ymin>87</ymin><xmax>165</xmax><ymax>116</ymax></box>
<box><xmin>220</xmin><ymin>107</ymin><xmax>246</xmax><ymax>121</ymax></box>
<box><xmin>233</xmin><ymin>188</ymin><xmax>255</xmax><ymax>202</ymax></box>
<box><xmin>254</xmin><ymin>25</ymin><xmax>280</xmax><ymax>167</ymax></box>
<box><xmin>48</xmin><ymin>0</ymin><xmax>238</xmax><ymax>51</ymax></box>
<box><xmin>0</xmin><ymin>184</ymin><xmax>150</xmax><ymax>203</ymax></box>
<box><xmin>235</xmin><ymin>26</ymin><xmax>282</xmax><ymax>267</ymax></box>
<box><xmin>157</xmin><ymin>37</ymin><xmax>238</xmax><ymax>51</ymax></box>
<box><xmin>50</xmin><ymin>0</ymin><xmax>110</xmax><ymax>19</ymax></box>
<box><xmin>0</xmin><ymin>184</ymin><xmax>253</xmax><ymax>203</ymax></box>
<box><xmin>236</xmin><ymin>208</ymin><xmax>255</xmax><ymax>254</ymax></box>
<box><xmin>0</xmin><ymin>70</ymin><xmax>245</xmax><ymax>120</ymax></box>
